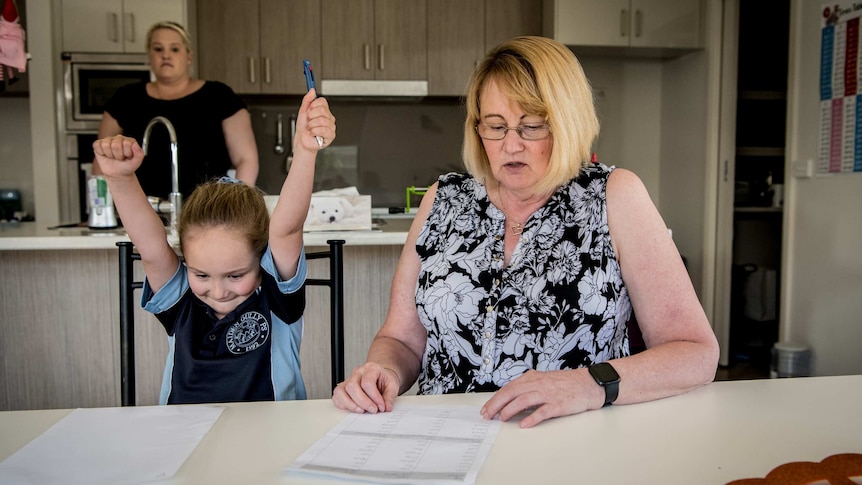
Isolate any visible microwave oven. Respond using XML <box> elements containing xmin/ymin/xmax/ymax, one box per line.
<box><xmin>62</xmin><ymin>52</ymin><xmax>153</xmax><ymax>132</ymax></box>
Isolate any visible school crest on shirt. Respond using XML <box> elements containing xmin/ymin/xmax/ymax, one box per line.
<box><xmin>226</xmin><ymin>311</ymin><xmax>270</xmax><ymax>354</ymax></box>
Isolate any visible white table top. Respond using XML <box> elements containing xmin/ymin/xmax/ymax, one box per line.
<box><xmin>0</xmin><ymin>222</ymin><xmax>408</xmax><ymax>250</ymax></box>
<box><xmin>1</xmin><ymin>375</ymin><xmax>860</xmax><ymax>484</ymax></box>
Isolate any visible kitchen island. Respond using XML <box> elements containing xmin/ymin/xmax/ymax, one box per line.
<box><xmin>0</xmin><ymin>219</ymin><xmax>413</xmax><ymax>410</ymax></box>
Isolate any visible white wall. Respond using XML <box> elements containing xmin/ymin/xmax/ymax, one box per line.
<box><xmin>579</xmin><ymin>58</ymin><xmax>662</xmax><ymax>200</ymax></box>
<box><xmin>28</xmin><ymin>1</ymin><xmax>62</xmax><ymax>227</ymax></box>
<box><xmin>660</xmin><ymin>48</ymin><xmax>711</xmax><ymax>305</ymax></box>
<box><xmin>784</xmin><ymin>0</ymin><xmax>862</xmax><ymax>375</ymax></box>
<box><xmin>579</xmin><ymin>45</ymin><xmax>714</xmax><ymax>304</ymax></box>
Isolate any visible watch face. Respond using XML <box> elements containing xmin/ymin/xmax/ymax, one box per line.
<box><xmin>590</xmin><ymin>363</ymin><xmax>620</xmax><ymax>384</ymax></box>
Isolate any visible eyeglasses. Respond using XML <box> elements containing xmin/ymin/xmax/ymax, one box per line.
<box><xmin>475</xmin><ymin>122</ymin><xmax>551</xmax><ymax>141</ymax></box>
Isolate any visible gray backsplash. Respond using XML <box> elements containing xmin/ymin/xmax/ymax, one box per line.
<box><xmin>247</xmin><ymin>97</ymin><xmax>466</xmax><ymax>208</ymax></box>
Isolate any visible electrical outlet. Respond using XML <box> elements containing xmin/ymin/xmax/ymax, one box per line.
<box><xmin>792</xmin><ymin>159</ymin><xmax>813</xmax><ymax>178</ymax></box>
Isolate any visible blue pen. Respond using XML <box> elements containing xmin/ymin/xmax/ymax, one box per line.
<box><xmin>303</xmin><ymin>59</ymin><xmax>324</xmax><ymax>149</ymax></box>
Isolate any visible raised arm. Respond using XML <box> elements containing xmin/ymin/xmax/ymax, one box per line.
<box><xmin>268</xmin><ymin>89</ymin><xmax>335</xmax><ymax>280</ymax></box>
<box><xmin>93</xmin><ymin>135</ymin><xmax>179</xmax><ymax>292</ymax></box>
<box><xmin>222</xmin><ymin>108</ymin><xmax>259</xmax><ymax>186</ymax></box>
<box><xmin>91</xmin><ymin>112</ymin><xmax>123</xmax><ymax>176</ymax></box>
<box><xmin>331</xmin><ymin>183</ymin><xmax>436</xmax><ymax>414</ymax></box>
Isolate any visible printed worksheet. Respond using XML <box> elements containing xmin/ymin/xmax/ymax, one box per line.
<box><xmin>286</xmin><ymin>405</ymin><xmax>501</xmax><ymax>484</ymax></box>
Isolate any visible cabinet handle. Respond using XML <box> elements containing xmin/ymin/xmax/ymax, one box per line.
<box><xmin>108</xmin><ymin>13</ymin><xmax>119</xmax><ymax>43</ymax></box>
<box><xmin>125</xmin><ymin>13</ymin><xmax>135</xmax><ymax>43</ymax></box>
<box><xmin>378</xmin><ymin>44</ymin><xmax>384</xmax><ymax>71</ymax></box>
<box><xmin>620</xmin><ymin>9</ymin><xmax>628</xmax><ymax>38</ymax></box>
<box><xmin>264</xmin><ymin>57</ymin><xmax>271</xmax><ymax>84</ymax></box>
<box><xmin>363</xmin><ymin>44</ymin><xmax>371</xmax><ymax>71</ymax></box>
<box><xmin>249</xmin><ymin>57</ymin><xmax>256</xmax><ymax>84</ymax></box>
<box><xmin>635</xmin><ymin>10</ymin><xmax>642</xmax><ymax>38</ymax></box>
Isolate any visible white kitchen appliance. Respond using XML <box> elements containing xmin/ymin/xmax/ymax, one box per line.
<box><xmin>87</xmin><ymin>176</ymin><xmax>117</xmax><ymax>229</ymax></box>
<box><xmin>60</xmin><ymin>52</ymin><xmax>152</xmax><ymax>223</ymax></box>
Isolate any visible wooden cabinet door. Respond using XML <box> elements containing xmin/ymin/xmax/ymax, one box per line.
<box><xmin>321</xmin><ymin>0</ymin><xmax>425</xmax><ymax>81</ymax></box>
<box><xmin>321</xmin><ymin>0</ymin><xmax>375</xmax><ymax>80</ymax></box>
<box><xmin>544</xmin><ymin>0</ymin><xmax>629</xmax><ymax>47</ymax></box>
<box><xmin>630</xmin><ymin>0</ymin><xmax>701</xmax><ymax>49</ymax></box>
<box><xmin>122</xmin><ymin>0</ymin><xmax>186</xmax><ymax>53</ymax></box>
<box><xmin>62</xmin><ymin>0</ymin><xmax>185</xmax><ymax>53</ymax></box>
<box><xmin>259</xmin><ymin>0</ymin><xmax>321</xmax><ymax>94</ymax></box>
<box><xmin>197</xmin><ymin>0</ymin><xmax>261</xmax><ymax>94</ymax></box>
<box><xmin>427</xmin><ymin>0</ymin><xmax>485</xmax><ymax>95</ymax></box>
<box><xmin>61</xmin><ymin>0</ymin><xmax>125</xmax><ymax>52</ymax></box>
<box><xmin>428</xmin><ymin>0</ymin><xmax>542</xmax><ymax>95</ymax></box>
<box><xmin>373</xmin><ymin>0</ymin><xmax>427</xmax><ymax>80</ymax></box>
<box><xmin>485</xmin><ymin>0</ymin><xmax>543</xmax><ymax>50</ymax></box>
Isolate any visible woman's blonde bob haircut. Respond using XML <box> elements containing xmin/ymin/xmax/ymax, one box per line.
<box><xmin>146</xmin><ymin>21</ymin><xmax>193</xmax><ymax>53</ymax></box>
<box><xmin>463</xmin><ymin>36</ymin><xmax>600</xmax><ymax>197</ymax></box>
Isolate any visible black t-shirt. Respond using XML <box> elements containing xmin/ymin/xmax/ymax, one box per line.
<box><xmin>104</xmin><ymin>81</ymin><xmax>247</xmax><ymax>199</ymax></box>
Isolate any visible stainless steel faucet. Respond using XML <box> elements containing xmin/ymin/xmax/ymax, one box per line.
<box><xmin>142</xmin><ymin>116</ymin><xmax>181</xmax><ymax>244</ymax></box>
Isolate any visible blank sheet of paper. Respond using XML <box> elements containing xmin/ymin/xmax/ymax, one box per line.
<box><xmin>0</xmin><ymin>405</ymin><xmax>224</xmax><ymax>485</ymax></box>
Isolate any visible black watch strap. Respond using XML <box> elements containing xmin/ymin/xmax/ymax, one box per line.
<box><xmin>588</xmin><ymin>362</ymin><xmax>620</xmax><ymax>407</ymax></box>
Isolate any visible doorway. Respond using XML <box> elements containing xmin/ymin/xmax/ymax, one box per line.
<box><xmin>716</xmin><ymin>0</ymin><xmax>791</xmax><ymax>376</ymax></box>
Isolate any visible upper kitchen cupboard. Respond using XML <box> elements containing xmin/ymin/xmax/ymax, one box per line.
<box><xmin>60</xmin><ymin>0</ymin><xmax>186</xmax><ymax>53</ymax></box>
<box><xmin>427</xmin><ymin>0</ymin><xmax>485</xmax><ymax>96</ymax></box>
<box><xmin>321</xmin><ymin>0</ymin><xmax>427</xmax><ymax>81</ymax></box>
<box><xmin>197</xmin><ymin>0</ymin><xmax>320</xmax><ymax>95</ymax></box>
<box><xmin>485</xmin><ymin>0</ymin><xmax>544</xmax><ymax>48</ymax></box>
<box><xmin>543</xmin><ymin>0</ymin><xmax>702</xmax><ymax>51</ymax></box>
<box><xmin>427</xmin><ymin>0</ymin><xmax>543</xmax><ymax>96</ymax></box>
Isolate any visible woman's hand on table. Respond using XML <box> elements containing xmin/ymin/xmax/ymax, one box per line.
<box><xmin>332</xmin><ymin>363</ymin><xmax>401</xmax><ymax>414</ymax></box>
<box><xmin>480</xmin><ymin>369</ymin><xmax>604</xmax><ymax>429</ymax></box>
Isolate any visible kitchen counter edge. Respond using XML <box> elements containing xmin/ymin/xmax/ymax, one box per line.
<box><xmin>0</xmin><ymin>223</ymin><xmax>408</xmax><ymax>250</ymax></box>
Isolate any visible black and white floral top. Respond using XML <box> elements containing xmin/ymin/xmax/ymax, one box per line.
<box><xmin>415</xmin><ymin>164</ymin><xmax>632</xmax><ymax>394</ymax></box>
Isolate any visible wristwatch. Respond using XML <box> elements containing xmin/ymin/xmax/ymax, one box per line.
<box><xmin>588</xmin><ymin>362</ymin><xmax>620</xmax><ymax>407</ymax></box>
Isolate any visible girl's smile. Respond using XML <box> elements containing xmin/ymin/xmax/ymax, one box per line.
<box><xmin>182</xmin><ymin>225</ymin><xmax>262</xmax><ymax>320</ymax></box>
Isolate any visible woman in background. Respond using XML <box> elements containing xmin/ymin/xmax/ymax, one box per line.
<box><xmin>94</xmin><ymin>21</ymin><xmax>258</xmax><ymax>199</ymax></box>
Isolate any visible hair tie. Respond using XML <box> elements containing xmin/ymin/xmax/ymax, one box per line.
<box><xmin>217</xmin><ymin>176</ymin><xmax>242</xmax><ymax>185</ymax></box>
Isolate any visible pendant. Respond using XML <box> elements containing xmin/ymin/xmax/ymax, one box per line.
<box><xmin>510</xmin><ymin>222</ymin><xmax>524</xmax><ymax>236</ymax></box>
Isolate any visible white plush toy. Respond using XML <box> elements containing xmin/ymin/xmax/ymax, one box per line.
<box><xmin>305</xmin><ymin>196</ymin><xmax>355</xmax><ymax>225</ymax></box>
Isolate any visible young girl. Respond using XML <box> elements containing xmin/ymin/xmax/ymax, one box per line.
<box><xmin>93</xmin><ymin>89</ymin><xmax>336</xmax><ymax>404</ymax></box>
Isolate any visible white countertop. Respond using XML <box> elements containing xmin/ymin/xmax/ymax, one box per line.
<box><xmin>1</xmin><ymin>375</ymin><xmax>860</xmax><ymax>484</ymax></box>
<box><xmin>0</xmin><ymin>220</ymin><xmax>410</xmax><ymax>250</ymax></box>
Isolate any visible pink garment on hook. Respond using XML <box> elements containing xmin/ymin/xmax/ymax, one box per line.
<box><xmin>0</xmin><ymin>18</ymin><xmax>26</xmax><ymax>73</ymax></box>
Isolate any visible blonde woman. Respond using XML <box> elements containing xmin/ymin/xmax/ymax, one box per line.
<box><xmin>94</xmin><ymin>21</ymin><xmax>259</xmax><ymax>199</ymax></box>
<box><xmin>333</xmin><ymin>36</ymin><xmax>719</xmax><ymax>427</ymax></box>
